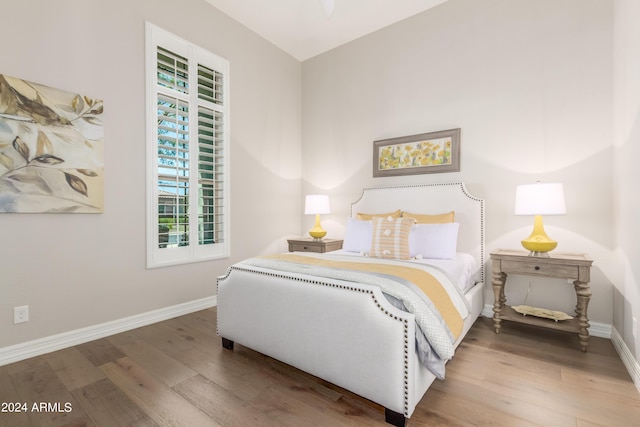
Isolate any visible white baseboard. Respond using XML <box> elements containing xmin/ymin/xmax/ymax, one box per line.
<box><xmin>611</xmin><ymin>327</ymin><xmax>640</xmax><ymax>393</ymax></box>
<box><xmin>0</xmin><ymin>296</ymin><xmax>217</xmax><ymax>367</ymax></box>
<box><xmin>480</xmin><ymin>304</ymin><xmax>612</xmax><ymax>338</ymax></box>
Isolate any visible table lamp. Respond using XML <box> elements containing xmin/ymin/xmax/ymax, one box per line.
<box><xmin>514</xmin><ymin>182</ymin><xmax>566</xmax><ymax>256</ymax></box>
<box><xmin>304</xmin><ymin>194</ymin><xmax>330</xmax><ymax>240</ymax></box>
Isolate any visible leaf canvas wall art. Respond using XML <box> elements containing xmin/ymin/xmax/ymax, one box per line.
<box><xmin>0</xmin><ymin>74</ymin><xmax>103</xmax><ymax>213</ymax></box>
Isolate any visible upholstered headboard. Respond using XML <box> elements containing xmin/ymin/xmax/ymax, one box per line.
<box><xmin>351</xmin><ymin>182</ymin><xmax>485</xmax><ymax>283</ymax></box>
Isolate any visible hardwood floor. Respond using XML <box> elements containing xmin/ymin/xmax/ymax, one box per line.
<box><xmin>1</xmin><ymin>308</ymin><xmax>639</xmax><ymax>426</ymax></box>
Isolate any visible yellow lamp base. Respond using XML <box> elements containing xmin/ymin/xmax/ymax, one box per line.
<box><xmin>308</xmin><ymin>213</ymin><xmax>327</xmax><ymax>240</ymax></box>
<box><xmin>521</xmin><ymin>215</ymin><xmax>557</xmax><ymax>257</ymax></box>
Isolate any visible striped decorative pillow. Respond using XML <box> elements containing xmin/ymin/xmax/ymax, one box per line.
<box><xmin>369</xmin><ymin>216</ymin><xmax>415</xmax><ymax>260</ymax></box>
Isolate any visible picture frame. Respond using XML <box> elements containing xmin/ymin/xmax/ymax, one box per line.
<box><xmin>373</xmin><ymin>128</ymin><xmax>460</xmax><ymax>177</ymax></box>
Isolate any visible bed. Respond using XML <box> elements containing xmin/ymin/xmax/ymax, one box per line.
<box><xmin>217</xmin><ymin>182</ymin><xmax>485</xmax><ymax>426</ymax></box>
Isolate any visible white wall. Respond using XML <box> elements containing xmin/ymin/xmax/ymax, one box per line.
<box><xmin>302</xmin><ymin>0</ymin><xmax>615</xmax><ymax>326</ymax></box>
<box><xmin>0</xmin><ymin>0</ymin><xmax>302</xmax><ymax>348</ymax></box>
<box><xmin>613</xmin><ymin>0</ymin><xmax>640</xmax><ymax>375</ymax></box>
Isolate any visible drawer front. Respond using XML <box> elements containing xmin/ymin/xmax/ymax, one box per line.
<box><xmin>501</xmin><ymin>260</ymin><xmax>579</xmax><ymax>279</ymax></box>
<box><xmin>289</xmin><ymin>242</ymin><xmax>322</xmax><ymax>253</ymax></box>
<box><xmin>323</xmin><ymin>241</ymin><xmax>343</xmax><ymax>252</ymax></box>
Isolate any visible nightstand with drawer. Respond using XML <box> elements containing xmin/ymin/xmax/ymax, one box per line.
<box><xmin>490</xmin><ymin>249</ymin><xmax>593</xmax><ymax>351</ymax></box>
<box><xmin>287</xmin><ymin>238</ymin><xmax>343</xmax><ymax>253</ymax></box>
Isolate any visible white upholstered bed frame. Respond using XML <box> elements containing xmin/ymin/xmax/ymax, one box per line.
<box><xmin>217</xmin><ymin>182</ymin><xmax>485</xmax><ymax>426</ymax></box>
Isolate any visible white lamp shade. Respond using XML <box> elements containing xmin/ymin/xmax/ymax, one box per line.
<box><xmin>514</xmin><ymin>183</ymin><xmax>566</xmax><ymax>215</ymax></box>
<box><xmin>305</xmin><ymin>194</ymin><xmax>331</xmax><ymax>215</ymax></box>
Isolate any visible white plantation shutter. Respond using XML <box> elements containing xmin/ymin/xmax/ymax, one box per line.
<box><xmin>197</xmin><ymin>63</ymin><xmax>223</xmax><ymax>105</ymax></box>
<box><xmin>146</xmin><ymin>23</ymin><xmax>230</xmax><ymax>268</ymax></box>
<box><xmin>157</xmin><ymin>47</ymin><xmax>189</xmax><ymax>94</ymax></box>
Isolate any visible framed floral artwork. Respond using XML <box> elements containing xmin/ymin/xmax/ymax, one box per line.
<box><xmin>373</xmin><ymin>128</ymin><xmax>460</xmax><ymax>177</ymax></box>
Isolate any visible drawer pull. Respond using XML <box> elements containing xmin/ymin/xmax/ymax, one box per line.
<box><xmin>534</xmin><ymin>266</ymin><xmax>540</xmax><ymax>271</ymax></box>
<box><xmin>303</xmin><ymin>246</ymin><xmax>308</xmax><ymax>250</ymax></box>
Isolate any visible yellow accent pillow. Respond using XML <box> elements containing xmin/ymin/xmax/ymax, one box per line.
<box><xmin>356</xmin><ymin>209</ymin><xmax>401</xmax><ymax>221</ymax></box>
<box><xmin>402</xmin><ymin>211</ymin><xmax>454</xmax><ymax>224</ymax></box>
<box><xmin>369</xmin><ymin>216</ymin><xmax>415</xmax><ymax>260</ymax></box>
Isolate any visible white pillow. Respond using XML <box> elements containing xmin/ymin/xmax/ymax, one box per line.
<box><xmin>409</xmin><ymin>222</ymin><xmax>460</xmax><ymax>260</ymax></box>
<box><xmin>343</xmin><ymin>218</ymin><xmax>372</xmax><ymax>253</ymax></box>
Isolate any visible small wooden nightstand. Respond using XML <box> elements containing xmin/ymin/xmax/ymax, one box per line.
<box><xmin>287</xmin><ymin>238</ymin><xmax>343</xmax><ymax>253</ymax></box>
<box><xmin>490</xmin><ymin>249</ymin><xmax>593</xmax><ymax>351</ymax></box>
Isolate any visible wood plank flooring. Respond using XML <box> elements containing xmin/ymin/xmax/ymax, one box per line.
<box><xmin>1</xmin><ymin>308</ymin><xmax>639</xmax><ymax>426</ymax></box>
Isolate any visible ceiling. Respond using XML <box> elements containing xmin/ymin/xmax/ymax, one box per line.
<box><xmin>204</xmin><ymin>0</ymin><xmax>449</xmax><ymax>61</ymax></box>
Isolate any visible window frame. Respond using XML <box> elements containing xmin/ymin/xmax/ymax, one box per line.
<box><xmin>145</xmin><ymin>22</ymin><xmax>230</xmax><ymax>268</ymax></box>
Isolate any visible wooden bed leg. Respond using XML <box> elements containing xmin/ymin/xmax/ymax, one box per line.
<box><xmin>384</xmin><ymin>408</ymin><xmax>407</xmax><ymax>427</ymax></box>
<box><xmin>221</xmin><ymin>337</ymin><xmax>234</xmax><ymax>350</ymax></box>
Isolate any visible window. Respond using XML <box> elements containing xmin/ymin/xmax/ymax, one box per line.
<box><xmin>146</xmin><ymin>23</ymin><xmax>229</xmax><ymax>268</ymax></box>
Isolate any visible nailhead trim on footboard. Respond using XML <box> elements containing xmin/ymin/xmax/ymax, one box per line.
<box><xmin>217</xmin><ymin>265</ymin><xmax>411</xmax><ymax>416</ymax></box>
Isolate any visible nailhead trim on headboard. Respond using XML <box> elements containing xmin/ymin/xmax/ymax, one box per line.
<box><xmin>351</xmin><ymin>181</ymin><xmax>485</xmax><ymax>283</ymax></box>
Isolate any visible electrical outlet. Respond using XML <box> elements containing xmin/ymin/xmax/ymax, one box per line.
<box><xmin>14</xmin><ymin>306</ymin><xmax>29</xmax><ymax>324</ymax></box>
<box><xmin>633</xmin><ymin>316</ymin><xmax>638</xmax><ymax>339</ymax></box>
